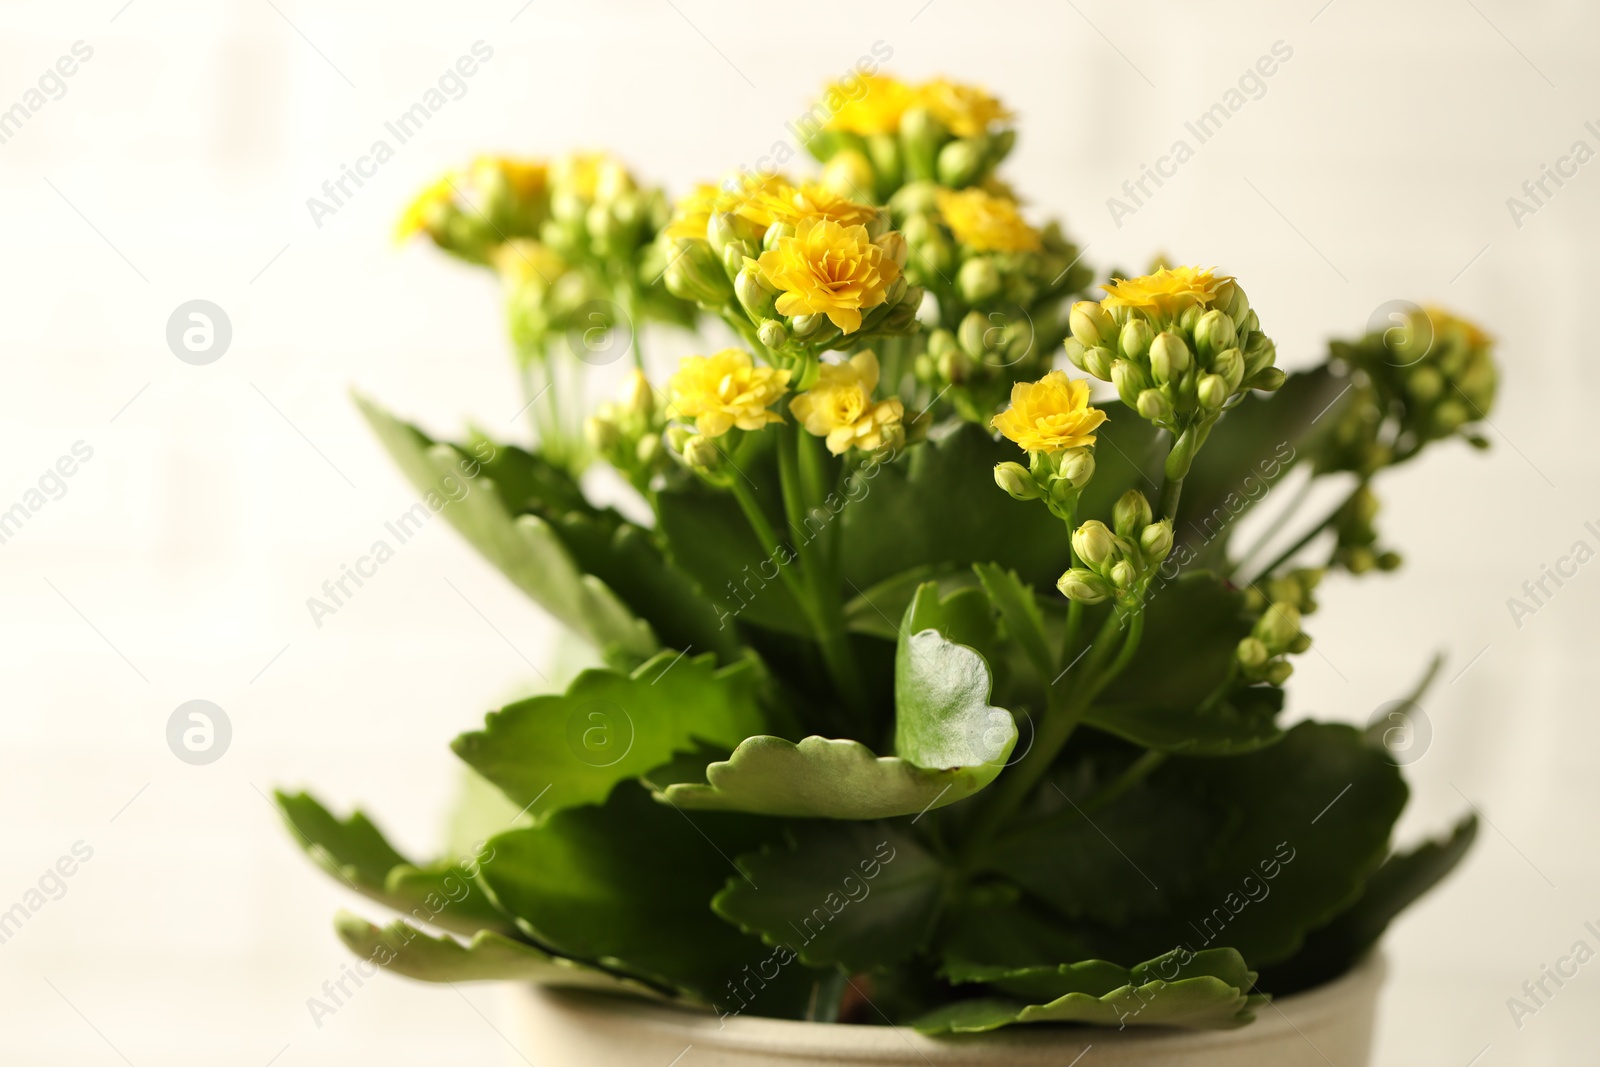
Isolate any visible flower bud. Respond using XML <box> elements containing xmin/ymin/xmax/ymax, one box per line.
<box><xmin>636</xmin><ymin>433</ymin><xmax>662</xmax><ymax>465</ymax></box>
<box><xmin>682</xmin><ymin>433</ymin><xmax>722</xmax><ymax>472</ymax></box>
<box><xmin>1059</xmin><ymin>448</ymin><xmax>1096</xmax><ymax>489</ymax></box>
<box><xmin>937</xmin><ymin>139</ymin><xmax>985</xmax><ymax>187</ymax></box>
<box><xmin>1139</xmin><ymin>519</ymin><xmax>1174</xmax><ymax>563</ymax></box>
<box><xmin>1256</xmin><ymin>603</ymin><xmax>1302</xmax><ymax>649</ymax></box>
<box><xmin>1119</xmin><ymin>318</ymin><xmax>1153</xmax><ymax>360</ymax></box>
<box><xmin>1111</xmin><ymin>359</ymin><xmax>1149</xmax><ymax>408</ymax></box>
<box><xmin>1110</xmin><ymin>560</ymin><xmax>1138</xmax><ymax>589</ymax></box>
<box><xmin>791</xmin><ymin>313</ymin><xmax>822</xmax><ymax>338</ymax></box>
<box><xmin>707</xmin><ymin>211</ymin><xmax>739</xmax><ymax>254</ymax></box>
<box><xmin>1194</xmin><ymin>309</ymin><xmax>1237</xmax><ymax>358</ymax></box>
<box><xmin>1057</xmin><ymin>567</ymin><xmax>1111</xmax><ymax>604</ymax></box>
<box><xmin>1072</xmin><ymin>520</ymin><xmax>1115</xmax><ymax>567</ymax></box>
<box><xmin>1113</xmin><ymin>489</ymin><xmax>1153</xmax><ymax>539</ymax></box>
<box><xmin>735</xmin><ymin>267</ymin><xmax>775</xmax><ymax>320</ymax></box>
<box><xmin>1063</xmin><ymin>337</ymin><xmax>1090</xmax><ymax>372</ymax></box>
<box><xmin>758</xmin><ymin>319</ymin><xmax>789</xmax><ymax>349</ymax></box>
<box><xmin>664</xmin><ymin>425</ymin><xmax>694</xmax><ymax>453</ymax></box>
<box><xmin>1264</xmin><ymin>660</ymin><xmax>1294</xmax><ymax>686</ymax></box>
<box><xmin>959</xmin><ymin>309</ymin><xmax>992</xmax><ymax>358</ymax></box>
<box><xmin>1236</xmin><ymin>636</ymin><xmax>1268</xmax><ymax>668</ymax></box>
<box><xmin>584</xmin><ymin>413</ymin><xmax>620</xmax><ymax>451</ymax></box>
<box><xmin>1220</xmin><ymin>280</ymin><xmax>1251</xmax><ymax>331</ymax></box>
<box><xmin>994</xmin><ymin>461</ymin><xmax>1040</xmax><ymax>501</ymax></box>
<box><xmin>877</xmin><ymin>231</ymin><xmax>910</xmax><ymax>269</ymax></box>
<box><xmin>821</xmin><ymin>149</ymin><xmax>873</xmax><ymax>198</ymax></box>
<box><xmin>1084</xmin><ymin>346</ymin><xmax>1115</xmax><ymax>381</ymax></box>
<box><xmin>959</xmin><ymin>257</ymin><xmax>1002</xmax><ymax>304</ymax></box>
<box><xmin>1242</xmin><ymin>333</ymin><xmax>1276</xmax><ymax>378</ymax></box>
<box><xmin>1070</xmin><ymin>302</ymin><xmax>1116</xmax><ymax>348</ymax></box>
<box><xmin>763</xmin><ymin>220</ymin><xmax>796</xmax><ymax>251</ymax></box>
<box><xmin>900</xmin><ymin>107</ymin><xmax>949</xmax><ymax>182</ymax></box>
<box><xmin>664</xmin><ymin>239</ymin><xmax>734</xmax><ymax>305</ymax></box>
<box><xmin>1211</xmin><ymin>347</ymin><xmax>1245</xmax><ymax>392</ymax></box>
<box><xmin>620</xmin><ymin>368</ymin><xmax>654</xmax><ymax>419</ymax></box>
<box><xmin>1250</xmin><ymin>367</ymin><xmax>1287</xmax><ymax>392</ymax></box>
<box><xmin>722</xmin><ymin>241</ymin><xmax>753</xmax><ymax>278</ymax></box>
<box><xmin>1377</xmin><ymin>550</ymin><xmax>1402</xmax><ymax>571</ymax></box>
<box><xmin>1136</xmin><ymin>388</ymin><xmax>1170</xmax><ymax>422</ymax></box>
<box><xmin>1149</xmin><ymin>331</ymin><xmax>1191</xmax><ymax>384</ymax></box>
<box><xmin>1288</xmin><ymin>633</ymin><xmax>1313</xmax><ymax>654</ymax></box>
<box><xmin>1197</xmin><ymin>374</ymin><xmax>1229</xmax><ymax>410</ymax></box>
<box><xmin>1406</xmin><ymin>365</ymin><xmax>1444</xmax><ymax>403</ymax></box>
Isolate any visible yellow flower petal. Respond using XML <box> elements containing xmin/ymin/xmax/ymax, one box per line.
<box><xmin>667</xmin><ymin>349</ymin><xmax>790</xmax><ymax>438</ymax></box>
<box><xmin>934</xmin><ymin>187</ymin><xmax>1040</xmax><ymax>253</ymax></box>
<box><xmin>992</xmin><ymin>370</ymin><xmax>1108</xmax><ymax>453</ymax></box>
<box><xmin>755</xmin><ymin>218</ymin><xmax>900</xmax><ymax>336</ymax></box>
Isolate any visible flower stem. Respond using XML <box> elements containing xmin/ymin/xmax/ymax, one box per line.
<box><xmin>1247</xmin><ymin>482</ymin><xmax>1363</xmax><ymax>582</ymax></box>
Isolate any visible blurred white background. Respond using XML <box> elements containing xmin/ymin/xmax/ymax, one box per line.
<box><xmin>2</xmin><ymin>0</ymin><xmax>1596</xmax><ymax>1063</ymax></box>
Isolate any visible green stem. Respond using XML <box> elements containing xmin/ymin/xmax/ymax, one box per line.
<box><xmin>1084</xmin><ymin>749</ymin><xmax>1167</xmax><ymax>814</ymax></box>
<box><xmin>1158</xmin><ymin>475</ymin><xmax>1184</xmax><ymax>522</ymax></box>
<box><xmin>727</xmin><ymin>478</ymin><xmax>814</xmax><ymax>632</ymax></box>
<box><xmin>1228</xmin><ymin>475</ymin><xmax>1315</xmax><ymax>578</ymax></box>
<box><xmin>1248</xmin><ymin>483</ymin><xmax>1363</xmax><ymax>582</ymax></box>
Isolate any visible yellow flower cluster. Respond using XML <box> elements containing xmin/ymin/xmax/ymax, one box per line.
<box><xmin>934</xmin><ymin>187</ymin><xmax>1041</xmax><ymax>253</ymax></box>
<box><xmin>1100</xmin><ymin>266</ymin><xmax>1229</xmax><ymax>318</ymax></box>
<box><xmin>757</xmin><ymin>217</ymin><xmax>902</xmax><ymax>334</ymax></box>
<box><xmin>790</xmin><ymin>352</ymin><xmax>905</xmax><ymax>455</ymax></box>
<box><xmin>992</xmin><ymin>370</ymin><xmax>1107</xmax><ymax>453</ymax></box>
<box><xmin>821</xmin><ymin>74</ymin><xmax>1012</xmax><ymax>138</ymax></box>
<box><xmin>550</xmin><ymin>151</ymin><xmax>632</xmax><ymax>202</ymax></box>
<box><xmin>667</xmin><ymin>349</ymin><xmax>791</xmax><ymax>438</ymax></box>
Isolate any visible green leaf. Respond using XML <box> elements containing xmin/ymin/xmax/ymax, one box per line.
<box><xmin>714</xmin><ymin>823</ymin><xmax>945</xmax><ymax>972</ymax></box>
<box><xmin>475</xmin><ymin>783</ymin><xmax>816</xmax><ymax>1014</ymax></box>
<box><xmin>973</xmin><ymin>563</ymin><xmax>1053</xmax><ymax>679</ymax></box>
<box><xmin>1083</xmin><ymin>573</ymin><xmax>1284</xmax><ymax>755</ymax></box>
<box><xmin>659</xmin><ymin>601</ymin><xmax>1016</xmax><ymax>819</ymax></box>
<box><xmin>355</xmin><ymin>393</ymin><xmax>658</xmax><ymax>663</ymax></box>
<box><xmin>452</xmin><ymin>651</ymin><xmax>768</xmax><ymax>823</ymax></box>
<box><xmin>948</xmin><ymin>946</ymin><xmax>1256</xmax><ymax>1005</ymax></box>
<box><xmin>987</xmin><ymin>779</ymin><xmax>1230</xmax><ymax>926</ymax></box>
<box><xmin>1128</xmin><ymin>721</ymin><xmax>1409</xmax><ymax>967</ymax></box>
<box><xmin>1260</xmin><ymin>814</ymin><xmax>1477</xmax><ymax>992</ymax></box>
<box><xmin>274</xmin><ymin>790</ymin><xmax>507</xmax><ymax>936</ymax></box>
<box><xmin>333</xmin><ymin>911</ymin><xmax>670</xmax><ymax>999</ymax></box>
<box><xmin>841</xmin><ymin>424</ymin><xmax>1074</xmax><ymax>591</ymax></box>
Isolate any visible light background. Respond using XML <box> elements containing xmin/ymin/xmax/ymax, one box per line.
<box><xmin>2</xmin><ymin>1</ymin><xmax>1595</xmax><ymax>1063</ymax></box>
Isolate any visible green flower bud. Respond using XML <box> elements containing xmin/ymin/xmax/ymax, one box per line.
<box><xmin>1407</xmin><ymin>365</ymin><xmax>1444</xmax><ymax>403</ymax></box>
<box><xmin>937</xmin><ymin>139</ymin><xmax>985</xmax><ymax>187</ymax></box>
<box><xmin>664</xmin><ymin>424</ymin><xmax>694</xmax><ymax>452</ymax></box>
<box><xmin>1110</xmin><ymin>560</ymin><xmax>1138</xmax><ymax>589</ymax></box>
<box><xmin>707</xmin><ymin>211</ymin><xmax>739</xmax><ymax>254</ymax></box>
<box><xmin>722</xmin><ymin>241</ymin><xmax>753</xmax><ymax>278</ymax></box>
<box><xmin>1194</xmin><ymin>309</ymin><xmax>1237</xmax><ymax>359</ymax></box>
<box><xmin>1264</xmin><ymin>660</ymin><xmax>1294</xmax><ymax>686</ymax></box>
<box><xmin>735</xmin><ymin>267</ymin><xmax>775</xmax><ymax>320</ymax></box>
<box><xmin>1149</xmin><ymin>331</ymin><xmax>1191</xmax><ymax>384</ymax></box>
<box><xmin>1112</xmin><ymin>359</ymin><xmax>1149</xmax><ymax>408</ymax></box>
<box><xmin>1113</xmin><ymin>489</ymin><xmax>1153</xmax><ymax>539</ymax></box>
<box><xmin>584</xmin><ymin>413</ymin><xmax>620</xmax><ymax>451</ymax></box>
<box><xmin>866</xmin><ymin>134</ymin><xmax>902</xmax><ymax>192</ymax></box>
<box><xmin>1060</xmin><ymin>448</ymin><xmax>1096</xmax><ymax>489</ymax></box>
<box><xmin>1256</xmin><ymin>603</ymin><xmax>1302</xmax><ymax>649</ymax></box>
<box><xmin>959</xmin><ymin>309</ymin><xmax>992</xmax><ymax>359</ymax></box>
<box><xmin>1236</xmin><ymin>636</ymin><xmax>1269</xmax><ymax>668</ymax></box>
<box><xmin>994</xmin><ymin>461</ymin><xmax>1040</xmax><ymax>501</ymax></box>
<box><xmin>1072</xmin><ymin>520</ymin><xmax>1115</xmax><ymax>567</ymax></box>
<box><xmin>878</xmin><ymin>231</ymin><xmax>910</xmax><ymax>269</ymax></box>
<box><xmin>791</xmin><ymin>313</ymin><xmax>822</xmax><ymax>338</ymax></box>
<box><xmin>1057</xmin><ymin>567</ymin><xmax>1112</xmax><ymax>604</ymax></box>
<box><xmin>1250</xmin><ymin>367</ymin><xmax>1287</xmax><ymax>392</ymax></box>
<box><xmin>1220</xmin><ymin>280</ymin><xmax>1251</xmax><ymax>331</ymax></box>
<box><xmin>682</xmin><ymin>433</ymin><xmax>722</xmax><ymax>473</ymax></box>
<box><xmin>1119</xmin><ymin>318</ymin><xmax>1153</xmax><ymax>360</ymax></box>
<box><xmin>958</xmin><ymin>257</ymin><xmax>1002</xmax><ymax>304</ymax></box>
<box><xmin>636</xmin><ymin>433</ymin><xmax>662</xmax><ymax>465</ymax></box>
<box><xmin>1432</xmin><ymin>399</ymin><xmax>1468</xmax><ymax>433</ymax></box>
<box><xmin>664</xmin><ymin>239</ymin><xmax>734</xmax><ymax>305</ymax></box>
<box><xmin>1085</xmin><ymin>346</ymin><xmax>1115</xmax><ymax>381</ymax></box>
<box><xmin>1211</xmin><ymin>347</ymin><xmax>1245</xmax><ymax>392</ymax></box>
<box><xmin>1288</xmin><ymin>633</ymin><xmax>1313</xmax><ymax>654</ymax></box>
<box><xmin>900</xmin><ymin>106</ymin><xmax>949</xmax><ymax>182</ymax></box>
<box><xmin>758</xmin><ymin>319</ymin><xmax>789</xmax><ymax>349</ymax></box>
<box><xmin>1070</xmin><ymin>301</ymin><xmax>1116</xmax><ymax>348</ymax></box>
<box><xmin>1377</xmin><ymin>550</ymin><xmax>1403</xmax><ymax>571</ymax></box>
<box><xmin>1197</xmin><ymin>374</ymin><xmax>1229</xmax><ymax>410</ymax></box>
<box><xmin>1139</xmin><ymin>520</ymin><xmax>1174</xmax><ymax>563</ymax></box>
<box><xmin>1136</xmin><ymin>388</ymin><xmax>1170</xmax><ymax>422</ymax></box>
<box><xmin>1063</xmin><ymin>337</ymin><xmax>1090</xmax><ymax>372</ymax></box>
<box><xmin>1243</xmin><ymin>333</ymin><xmax>1276</xmax><ymax>378</ymax></box>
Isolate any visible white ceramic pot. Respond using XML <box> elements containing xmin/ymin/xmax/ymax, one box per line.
<box><xmin>515</xmin><ymin>952</ymin><xmax>1386</xmax><ymax>1066</ymax></box>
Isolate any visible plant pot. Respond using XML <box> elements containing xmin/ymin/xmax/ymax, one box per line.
<box><xmin>514</xmin><ymin>951</ymin><xmax>1386</xmax><ymax>1066</ymax></box>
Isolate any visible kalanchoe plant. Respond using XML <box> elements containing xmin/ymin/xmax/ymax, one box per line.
<box><xmin>280</xmin><ymin>75</ymin><xmax>1489</xmax><ymax>1036</ymax></box>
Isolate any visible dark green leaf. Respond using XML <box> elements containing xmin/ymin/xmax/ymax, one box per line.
<box><xmin>714</xmin><ymin>823</ymin><xmax>944</xmax><ymax>972</ymax></box>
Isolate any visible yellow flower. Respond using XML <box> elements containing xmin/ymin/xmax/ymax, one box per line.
<box><xmin>395</xmin><ymin>173</ymin><xmax>458</xmax><ymax>242</ymax></box>
<box><xmin>749</xmin><ymin>181</ymin><xmax>882</xmax><ymax>230</ymax></box>
<box><xmin>1100</xmin><ymin>266</ymin><xmax>1230</xmax><ymax>318</ymax></box>
<box><xmin>552</xmin><ymin>151</ymin><xmax>632</xmax><ymax>202</ymax></box>
<box><xmin>663</xmin><ymin>172</ymin><xmax>792</xmax><ymax>241</ymax></box>
<box><xmin>823</xmin><ymin>74</ymin><xmax>916</xmax><ymax>135</ymax></box>
<box><xmin>918</xmin><ymin>77</ymin><xmax>1012</xmax><ymax>138</ymax></box>
<box><xmin>490</xmin><ymin>239</ymin><xmax>567</xmax><ymax>289</ymax></box>
<box><xmin>667</xmin><ymin>349</ymin><xmax>791</xmax><ymax>438</ymax></box>
<box><xmin>934</xmin><ymin>187</ymin><xmax>1041</xmax><ymax>253</ymax></box>
<box><xmin>757</xmin><ymin>217</ymin><xmax>902</xmax><ymax>334</ymax></box>
<box><xmin>789</xmin><ymin>352</ymin><xmax>904</xmax><ymax>455</ymax></box>
<box><xmin>992</xmin><ymin>370</ymin><xmax>1108</xmax><ymax>453</ymax></box>
<box><xmin>470</xmin><ymin>156</ymin><xmax>548</xmax><ymax>201</ymax></box>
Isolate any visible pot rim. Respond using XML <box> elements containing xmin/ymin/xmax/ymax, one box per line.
<box><xmin>524</xmin><ymin>949</ymin><xmax>1387</xmax><ymax>1056</ymax></box>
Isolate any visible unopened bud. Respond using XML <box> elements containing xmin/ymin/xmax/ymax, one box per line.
<box><xmin>1257</xmin><ymin>603</ymin><xmax>1302</xmax><ymax>649</ymax></box>
<box><xmin>1264</xmin><ymin>660</ymin><xmax>1294</xmax><ymax>686</ymax></box>
<box><xmin>1112</xmin><ymin>359</ymin><xmax>1149</xmax><ymax>407</ymax></box>
<box><xmin>1211</xmin><ymin>347</ymin><xmax>1245</xmax><ymax>392</ymax></box>
<box><xmin>1060</xmin><ymin>449</ymin><xmax>1096</xmax><ymax>489</ymax></box>
<box><xmin>757</xmin><ymin>319</ymin><xmax>789</xmax><ymax>350</ymax></box>
<box><xmin>735</xmin><ymin>268</ymin><xmax>775</xmax><ymax>320</ymax></box>
<box><xmin>584</xmin><ymin>414</ymin><xmax>620</xmax><ymax>451</ymax></box>
<box><xmin>1250</xmin><ymin>367</ymin><xmax>1287</xmax><ymax>392</ymax></box>
<box><xmin>1063</xmin><ymin>338</ymin><xmax>1090</xmax><ymax>372</ymax></box>
<box><xmin>1084</xmin><ymin>346</ymin><xmax>1115</xmax><ymax>381</ymax></box>
<box><xmin>791</xmin><ymin>313</ymin><xmax>822</xmax><ymax>338</ymax></box>
<box><xmin>707</xmin><ymin>211</ymin><xmax>739</xmax><ymax>254</ymax></box>
<box><xmin>636</xmin><ymin>433</ymin><xmax>662</xmax><ymax>465</ymax></box>
<box><xmin>1119</xmin><ymin>318</ymin><xmax>1153</xmax><ymax>360</ymax></box>
<box><xmin>937</xmin><ymin>139</ymin><xmax>985</xmax><ymax>187</ymax></box>
<box><xmin>1198</xmin><ymin>374</ymin><xmax>1229</xmax><ymax>410</ymax></box>
<box><xmin>1057</xmin><ymin>567</ymin><xmax>1111</xmax><ymax>604</ymax></box>
<box><xmin>958</xmin><ymin>257</ymin><xmax>1001</xmax><ymax>304</ymax></box>
<box><xmin>1236</xmin><ymin>636</ymin><xmax>1269</xmax><ymax>668</ymax></box>
<box><xmin>620</xmin><ymin>368</ymin><xmax>654</xmax><ymax>418</ymax></box>
<box><xmin>682</xmin><ymin>433</ymin><xmax>722</xmax><ymax>472</ymax></box>
<box><xmin>1070</xmin><ymin>302</ymin><xmax>1116</xmax><ymax>348</ymax></box>
<box><xmin>1136</xmin><ymin>388</ymin><xmax>1170</xmax><ymax>422</ymax></box>
<box><xmin>1194</xmin><ymin>309</ymin><xmax>1237</xmax><ymax>358</ymax></box>
<box><xmin>994</xmin><ymin>461</ymin><xmax>1040</xmax><ymax>501</ymax></box>
<box><xmin>1139</xmin><ymin>520</ymin><xmax>1174</xmax><ymax>563</ymax></box>
<box><xmin>1113</xmin><ymin>489</ymin><xmax>1153</xmax><ymax>539</ymax></box>
<box><xmin>763</xmin><ymin>220</ymin><xmax>796</xmax><ymax>252</ymax></box>
<box><xmin>959</xmin><ymin>309</ymin><xmax>991</xmax><ymax>358</ymax></box>
<box><xmin>1072</xmin><ymin>520</ymin><xmax>1115</xmax><ymax>567</ymax></box>
<box><xmin>878</xmin><ymin>231</ymin><xmax>910</xmax><ymax>269</ymax></box>
<box><xmin>1149</xmin><ymin>331</ymin><xmax>1191</xmax><ymax>384</ymax></box>
<box><xmin>664</xmin><ymin>238</ymin><xmax>734</xmax><ymax>305</ymax></box>
<box><xmin>1110</xmin><ymin>560</ymin><xmax>1138</xmax><ymax>589</ymax></box>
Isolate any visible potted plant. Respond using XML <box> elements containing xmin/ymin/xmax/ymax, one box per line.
<box><xmin>277</xmin><ymin>72</ymin><xmax>1491</xmax><ymax>1066</ymax></box>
